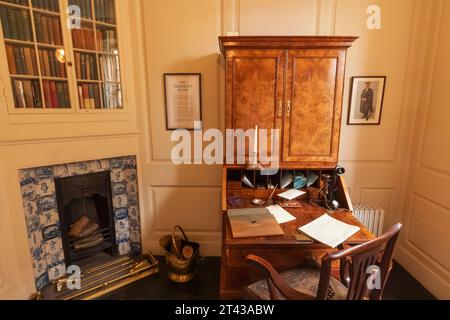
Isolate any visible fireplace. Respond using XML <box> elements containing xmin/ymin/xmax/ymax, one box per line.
<box><xmin>55</xmin><ymin>171</ymin><xmax>118</xmax><ymax>266</ymax></box>
<box><xmin>19</xmin><ymin>156</ymin><xmax>142</xmax><ymax>290</ymax></box>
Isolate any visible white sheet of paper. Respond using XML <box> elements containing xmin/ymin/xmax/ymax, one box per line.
<box><xmin>298</xmin><ymin>214</ymin><xmax>360</xmax><ymax>248</ymax></box>
<box><xmin>278</xmin><ymin>189</ymin><xmax>306</xmax><ymax>201</ymax></box>
<box><xmin>266</xmin><ymin>205</ymin><xmax>296</xmax><ymax>224</ymax></box>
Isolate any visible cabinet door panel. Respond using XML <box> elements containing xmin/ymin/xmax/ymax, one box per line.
<box><xmin>226</xmin><ymin>50</ymin><xmax>285</xmax><ymax>160</ymax></box>
<box><xmin>282</xmin><ymin>49</ymin><xmax>346</xmax><ymax>165</ymax></box>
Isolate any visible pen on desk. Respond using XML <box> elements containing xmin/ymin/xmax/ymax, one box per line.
<box><xmin>268</xmin><ymin>184</ymin><xmax>278</xmax><ymax>200</ymax></box>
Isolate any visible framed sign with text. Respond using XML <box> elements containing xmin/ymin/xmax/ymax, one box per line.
<box><xmin>164</xmin><ymin>73</ymin><xmax>202</xmax><ymax>130</ymax></box>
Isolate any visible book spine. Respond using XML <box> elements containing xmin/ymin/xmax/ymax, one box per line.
<box><xmin>0</xmin><ymin>7</ymin><xmax>11</xmax><ymax>39</ymax></box>
<box><xmin>32</xmin><ymin>80</ymin><xmax>42</xmax><ymax>108</ymax></box>
<box><xmin>6</xmin><ymin>45</ymin><xmax>17</xmax><ymax>74</ymax></box>
<box><xmin>13</xmin><ymin>80</ymin><xmax>26</xmax><ymax>108</ymax></box>
<box><xmin>49</xmin><ymin>81</ymin><xmax>58</xmax><ymax>107</ymax></box>
<box><xmin>43</xmin><ymin>80</ymin><xmax>52</xmax><ymax>108</ymax></box>
<box><xmin>55</xmin><ymin>82</ymin><xmax>65</xmax><ymax>108</ymax></box>
<box><xmin>42</xmin><ymin>49</ymin><xmax>51</xmax><ymax>76</ymax></box>
<box><xmin>63</xmin><ymin>83</ymin><xmax>70</xmax><ymax>108</ymax></box>
<box><xmin>90</xmin><ymin>55</ymin><xmax>96</xmax><ymax>80</ymax></box>
<box><xmin>15</xmin><ymin>9</ymin><xmax>23</xmax><ymax>40</ymax></box>
<box><xmin>93</xmin><ymin>84</ymin><xmax>101</xmax><ymax>109</ymax></box>
<box><xmin>82</xmin><ymin>84</ymin><xmax>90</xmax><ymax>109</ymax></box>
<box><xmin>58</xmin><ymin>58</ymin><xmax>66</xmax><ymax>78</ymax></box>
<box><xmin>46</xmin><ymin>15</ymin><xmax>54</xmax><ymax>44</ymax></box>
<box><xmin>34</xmin><ymin>13</ymin><xmax>42</xmax><ymax>43</ymax></box>
<box><xmin>74</xmin><ymin>52</ymin><xmax>81</xmax><ymax>79</ymax></box>
<box><xmin>77</xmin><ymin>85</ymin><xmax>84</xmax><ymax>109</ymax></box>
<box><xmin>80</xmin><ymin>53</ymin><xmax>86</xmax><ymax>79</ymax></box>
<box><xmin>7</xmin><ymin>9</ymin><xmax>18</xmax><ymax>40</ymax></box>
<box><xmin>31</xmin><ymin>48</ymin><xmax>39</xmax><ymax>75</ymax></box>
<box><xmin>13</xmin><ymin>47</ymin><xmax>23</xmax><ymax>74</ymax></box>
<box><xmin>52</xmin><ymin>17</ymin><xmax>62</xmax><ymax>45</ymax></box>
<box><xmin>22</xmin><ymin>80</ymin><xmax>34</xmax><ymax>108</ymax></box>
<box><xmin>88</xmin><ymin>84</ymin><xmax>95</xmax><ymax>108</ymax></box>
<box><xmin>41</xmin><ymin>15</ymin><xmax>49</xmax><ymax>43</ymax></box>
<box><xmin>21</xmin><ymin>9</ymin><xmax>31</xmax><ymax>41</ymax></box>
<box><xmin>23</xmin><ymin>47</ymin><xmax>34</xmax><ymax>75</ymax></box>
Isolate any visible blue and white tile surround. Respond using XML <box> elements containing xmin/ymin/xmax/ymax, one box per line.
<box><xmin>19</xmin><ymin>156</ymin><xmax>142</xmax><ymax>290</ymax></box>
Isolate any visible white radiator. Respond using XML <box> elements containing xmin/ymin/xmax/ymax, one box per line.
<box><xmin>352</xmin><ymin>204</ymin><xmax>385</xmax><ymax>237</ymax></box>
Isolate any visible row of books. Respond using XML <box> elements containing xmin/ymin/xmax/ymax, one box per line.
<box><xmin>69</xmin><ymin>0</ymin><xmax>92</xmax><ymax>19</ymax></box>
<box><xmin>94</xmin><ymin>0</ymin><xmax>115</xmax><ymax>24</ymax></box>
<box><xmin>32</xmin><ymin>0</ymin><xmax>59</xmax><ymax>12</ymax></box>
<box><xmin>77</xmin><ymin>83</ymin><xmax>101</xmax><ymax>109</ymax></box>
<box><xmin>99</xmin><ymin>54</ymin><xmax>119</xmax><ymax>82</ymax></box>
<box><xmin>102</xmin><ymin>83</ymin><xmax>121</xmax><ymax>109</ymax></box>
<box><xmin>6</xmin><ymin>45</ymin><xmax>38</xmax><ymax>75</ymax></box>
<box><xmin>3</xmin><ymin>0</ymin><xmax>27</xmax><ymax>5</ymax></box>
<box><xmin>34</xmin><ymin>13</ymin><xmax>62</xmax><ymax>45</ymax></box>
<box><xmin>39</xmin><ymin>48</ymin><xmax>66</xmax><ymax>78</ymax></box>
<box><xmin>74</xmin><ymin>52</ymin><xmax>97</xmax><ymax>80</ymax></box>
<box><xmin>43</xmin><ymin>80</ymin><xmax>70</xmax><ymax>108</ymax></box>
<box><xmin>0</xmin><ymin>7</ymin><xmax>32</xmax><ymax>41</ymax></box>
<box><xmin>12</xmin><ymin>79</ymin><xmax>42</xmax><ymax>108</ymax></box>
<box><xmin>97</xmin><ymin>28</ymin><xmax>117</xmax><ymax>52</ymax></box>
<box><xmin>72</xmin><ymin>28</ymin><xmax>97</xmax><ymax>50</ymax></box>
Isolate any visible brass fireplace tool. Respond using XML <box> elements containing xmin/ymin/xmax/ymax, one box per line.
<box><xmin>33</xmin><ymin>251</ymin><xmax>160</xmax><ymax>300</ymax></box>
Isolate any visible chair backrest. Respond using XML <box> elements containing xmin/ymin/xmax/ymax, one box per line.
<box><xmin>317</xmin><ymin>223</ymin><xmax>402</xmax><ymax>300</ymax></box>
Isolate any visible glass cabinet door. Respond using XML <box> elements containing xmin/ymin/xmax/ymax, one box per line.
<box><xmin>69</xmin><ymin>0</ymin><xmax>122</xmax><ymax>110</ymax></box>
<box><xmin>0</xmin><ymin>0</ymin><xmax>71</xmax><ymax>110</ymax></box>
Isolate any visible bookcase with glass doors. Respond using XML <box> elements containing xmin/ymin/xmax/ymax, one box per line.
<box><xmin>0</xmin><ymin>0</ymin><xmax>124</xmax><ymax>113</ymax></box>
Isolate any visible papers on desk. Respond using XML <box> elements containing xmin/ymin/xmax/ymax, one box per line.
<box><xmin>266</xmin><ymin>205</ymin><xmax>296</xmax><ymax>224</ymax></box>
<box><xmin>278</xmin><ymin>189</ymin><xmax>306</xmax><ymax>201</ymax></box>
<box><xmin>298</xmin><ymin>214</ymin><xmax>360</xmax><ymax>248</ymax></box>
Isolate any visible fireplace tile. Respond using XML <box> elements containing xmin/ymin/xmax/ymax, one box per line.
<box><xmin>111</xmin><ymin>169</ymin><xmax>125</xmax><ymax>183</ymax></box>
<box><xmin>26</xmin><ymin>215</ymin><xmax>40</xmax><ymax>233</ymax></box>
<box><xmin>19</xmin><ymin>169</ymin><xmax>38</xmax><ymax>187</ymax></box>
<box><xmin>54</xmin><ymin>164</ymin><xmax>70</xmax><ymax>178</ymax></box>
<box><xmin>22</xmin><ymin>184</ymin><xmax>37</xmax><ymax>202</ymax></box>
<box><xmin>23</xmin><ymin>201</ymin><xmax>38</xmax><ymax>217</ymax></box>
<box><xmin>39</xmin><ymin>209</ymin><xmax>59</xmax><ymax>227</ymax></box>
<box><xmin>113</xmin><ymin>195</ymin><xmax>128</xmax><ymax>208</ymax></box>
<box><xmin>110</xmin><ymin>158</ymin><xmax>124</xmax><ymax>169</ymax></box>
<box><xmin>114</xmin><ymin>207</ymin><xmax>128</xmax><ymax>221</ymax></box>
<box><xmin>48</xmin><ymin>263</ymin><xmax>66</xmax><ymax>282</ymax></box>
<box><xmin>112</xmin><ymin>183</ymin><xmax>127</xmax><ymax>197</ymax></box>
<box><xmin>37</xmin><ymin>178</ymin><xmax>56</xmax><ymax>196</ymax></box>
<box><xmin>118</xmin><ymin>242</ymin><xmax>131</xmax><ymax>255</ymax></box>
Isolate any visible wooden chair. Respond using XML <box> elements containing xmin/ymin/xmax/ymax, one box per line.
<box><xmin>244</xmin><ymin>223</ymin><xmax>402</xmax><ymax>300</ymax></box>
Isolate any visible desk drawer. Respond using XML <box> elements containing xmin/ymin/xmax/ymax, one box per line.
<box><xmin>225</xmin><ymin>248</ymin><xmax>332</xmax><ymax>269</ymax></box>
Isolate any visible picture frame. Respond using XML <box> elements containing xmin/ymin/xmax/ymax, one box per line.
<box><xmin>164</xmin><ymin>73</ymin><xmax>202</xmax><ymax>130</ymax></box>
<box><xmin>347</xmin><ymin>76</ymin><xmax>386</xmax><ymax>125</ymax></box>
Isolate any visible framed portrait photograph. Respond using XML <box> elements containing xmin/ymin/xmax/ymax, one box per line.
<box><xmin>347</xmin><ymin>76</ymin><xmax>386</xmax><ymax>125</ymax></box>
<box><xmin>164</xmin><ymin>73</ymin><xmax>202</xmax><ymax>130</ymax></box>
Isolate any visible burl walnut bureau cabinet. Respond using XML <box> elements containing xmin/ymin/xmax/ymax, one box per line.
<box><xmin>218</xmin><ymin>36</ymin><xmax>374</xmax><ymax>300</ymax></box>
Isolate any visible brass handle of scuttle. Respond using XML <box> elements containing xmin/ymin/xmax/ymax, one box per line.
<box><xmin>277</xmin><ymin>100</ymin><xmax>283</xmax><ymax>118</ymax></box>
<box><xmin>286</xmin><ymin>100</ymin><xmax>291</xmax><ymax>117</ymax></box>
